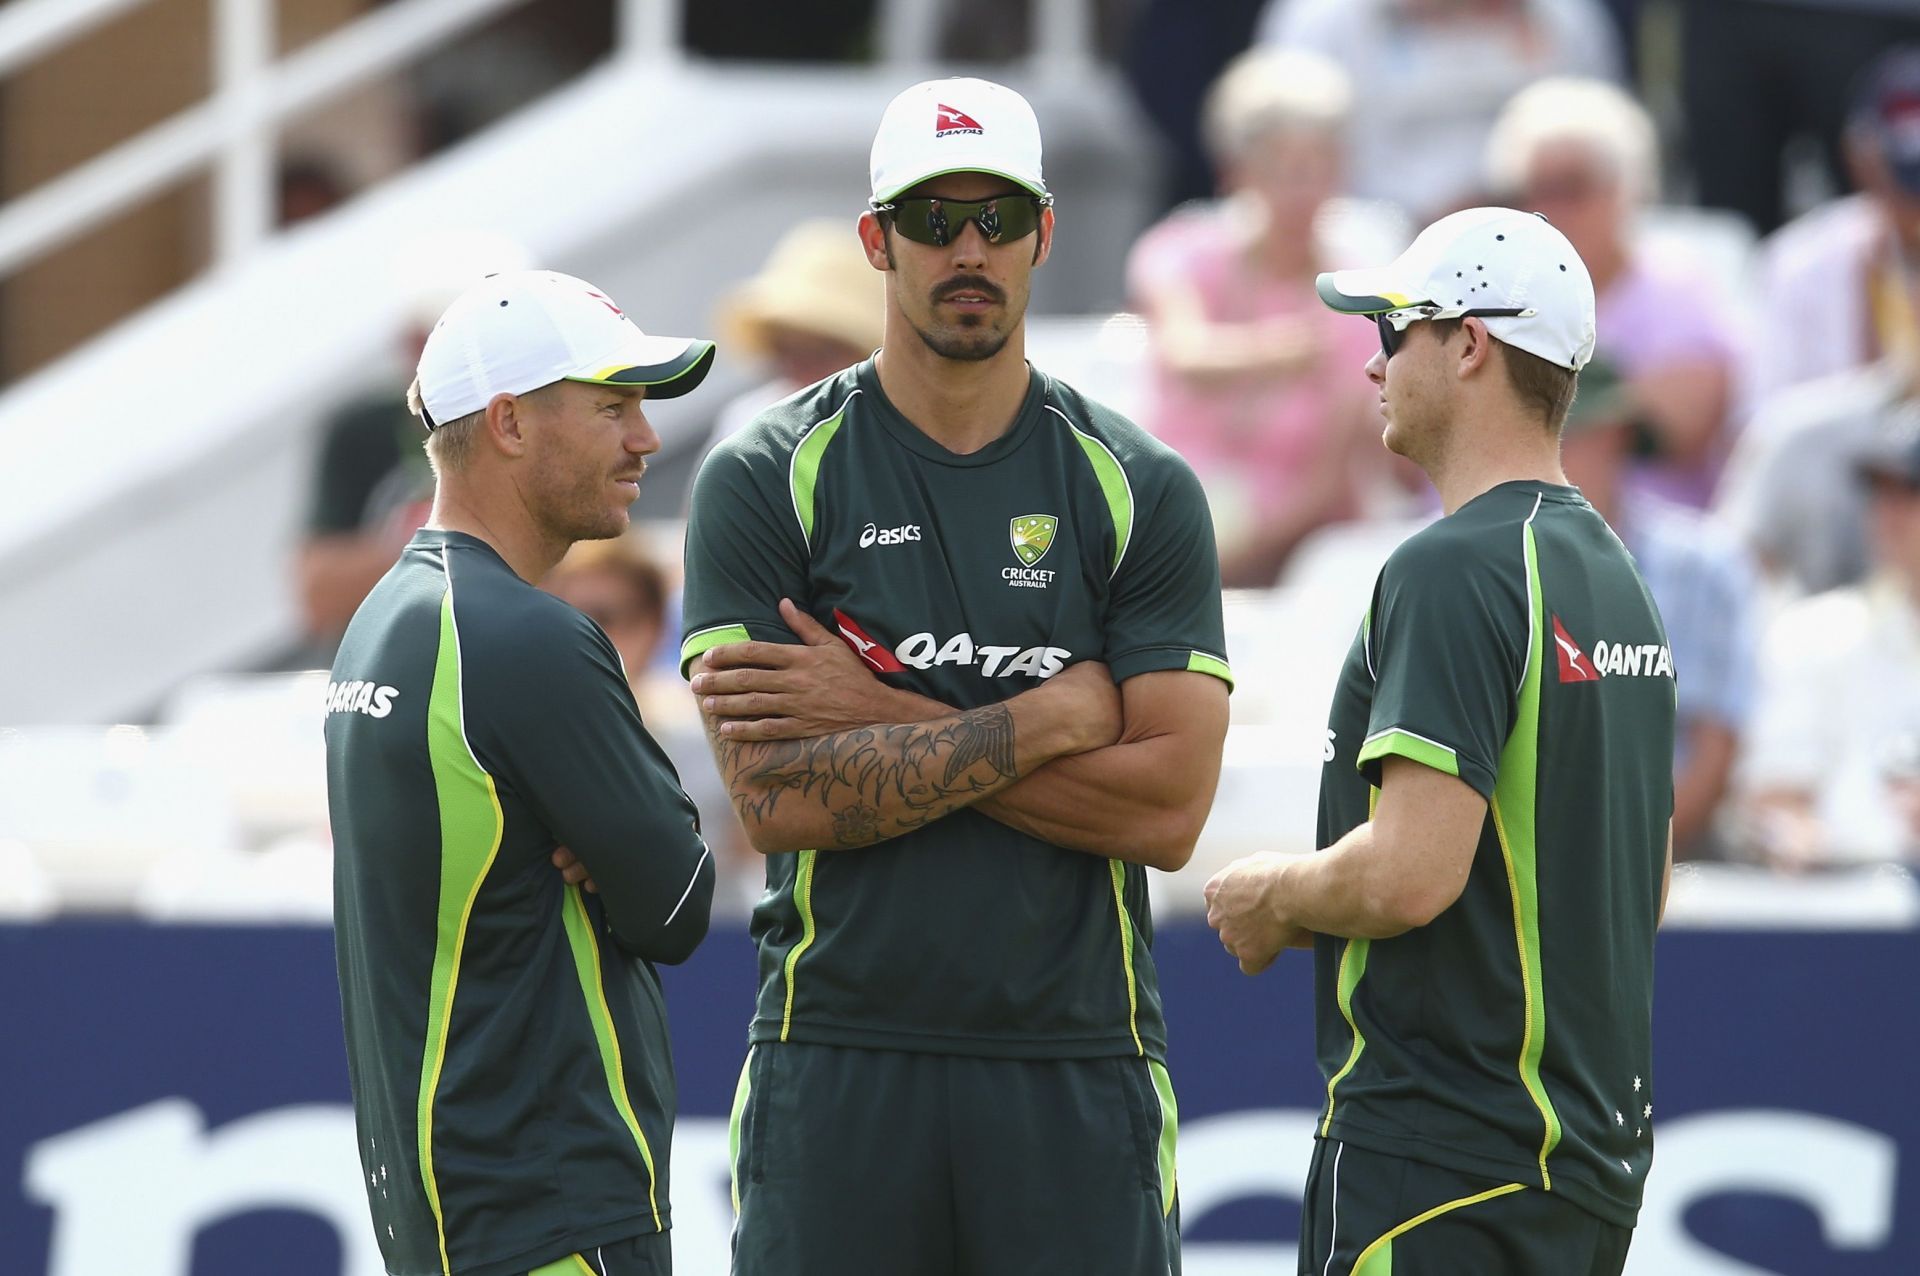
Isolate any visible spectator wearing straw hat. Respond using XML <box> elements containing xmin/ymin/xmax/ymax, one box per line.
<box><xmin>702</xmin><ymin>218</ymin><xmax>884</xmax><ymax>459</ymax></box>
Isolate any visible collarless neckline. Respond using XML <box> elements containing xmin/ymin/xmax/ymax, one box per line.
<box><xmin>855</xmin><ymin>359</ymin><xmax>1047</xmax><ymax>468</ymax></box>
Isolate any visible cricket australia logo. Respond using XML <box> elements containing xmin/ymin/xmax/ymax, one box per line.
<box><xmin>1010</xmin><ymin>515</ymin><xmax>1057</xmax><ymax>566</ymax></box>
<box><xmin>1005</xmin><ymin>514</ymin><xmax>1059</xmax><ymax>590</ymax></box>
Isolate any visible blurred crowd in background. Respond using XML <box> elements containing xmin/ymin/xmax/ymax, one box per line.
<box><xmin>291</xmin><ymin>0</ymin><xmax>1920</xmax><ymax>891</ymax></box>
<box><xmin>9</xmin><ymin>0</ymin><xmax>1920</xmax><ymax>918</ymax></box>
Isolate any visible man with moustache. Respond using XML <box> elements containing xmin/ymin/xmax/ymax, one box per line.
<box><xmin>673</xmin><ymin>78</ymin><xmax>1233</xmax><ymax>1275</ymax></box>
<box><xmin>1206</xmin><ymin>209</ymin><xmax>1675</xmax><ymax>1275</ymax></box>
<box><xmin>326</xmin><ymin>270</ymin><xmax>719</xmax><ymax>1276</ymax></box>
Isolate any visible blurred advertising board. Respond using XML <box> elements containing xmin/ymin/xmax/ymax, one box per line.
<box><xmin>1</xmin><ymin>923</ymin><xmax>1911</xmax><ymax>1274</ymax></box>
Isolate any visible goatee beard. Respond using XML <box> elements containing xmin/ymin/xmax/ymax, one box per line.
<box><xmin>914</xmin><ymin>321</ymin><xmax>1011</xmax><ymax>363</ymax></box>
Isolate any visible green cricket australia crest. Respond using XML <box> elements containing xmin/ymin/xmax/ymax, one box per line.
<box><xmin>1010</xmin><ymin>514</ymin><xmax>1059</xmax><ymax>567</ymax></box>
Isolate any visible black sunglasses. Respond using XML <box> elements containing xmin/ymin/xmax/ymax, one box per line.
<box><xmin>1374</xmin><ymin>304</ymin><xmax>1535</xmax><ymax>358</ymax></box>
<box><xmin>872</xmin><ymin>194</ymin><xmax>1051</xmax><ymax>247</ymax></box>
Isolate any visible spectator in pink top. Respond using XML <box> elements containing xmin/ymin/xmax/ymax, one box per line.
<box><xmin>1487</xmin><ymin>77</ymin><xmax>1742</xmax><ymax>508</ymax></box>
<box><xmin>1127</xmin><ymin>47</ymin><xmax>1403</xmax><ymax>587</ymax></box>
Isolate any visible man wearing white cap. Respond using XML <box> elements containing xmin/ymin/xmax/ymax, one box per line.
<box><xmin>1206</xmin><ymin>209</ymin><xmax>1674</xmax><ymax>1274</ymax></box>
<box><xmin>679</xmin><ymin>78</ymin><xmax>1232</xmax><ymax>1273</ymax></box>
<box><xmin>325</xmin><ymin>269</ymin><xmax>719</xmax><ymax>1276</ymax></box>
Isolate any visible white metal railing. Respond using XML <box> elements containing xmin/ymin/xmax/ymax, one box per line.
<box><xmin>0</xmin><ymin>0</ymin><xmax>1091</xmax><ymax>284</ymax></box>
<box><xmin>0</xmin><ymin>0</ymin><xmax>647</xmax><ymax>279</ymax></box>
<box><xmin>0</xmin><ymin>0</ymin><xmax>146</xmax><ymax>80</ymax></box>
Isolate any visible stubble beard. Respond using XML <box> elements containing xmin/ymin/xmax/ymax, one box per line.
<box><xmin>905</xmin><ymin>266</ymin><xmax>1025</xmax><ymax>363</ymax></box>
<box><xmin>1382</xmin><ymin>382</ymin><xmax>1442</xmax><ymax>474</ymax></box>
<box><xmin>535</xmin><ymin>460</ymin><xmax>633</xmax><ymax>548</ymax></box>
<box><xmin>912</xmin><ymin>314</ymin><xmax>1013</xmax><ymax>363</ymax></box>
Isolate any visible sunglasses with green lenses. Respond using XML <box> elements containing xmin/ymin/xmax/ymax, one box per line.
<box><xmin>873</xmin><ymin>193</ymin><xmax>1051</xmax><ymax>247</ymax></box>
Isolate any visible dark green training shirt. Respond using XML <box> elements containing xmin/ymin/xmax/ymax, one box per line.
<box><xmin>327</xmin><ymin>529</ymin><xmax>716</xmax><ymax>1276</ymax></box>
<box><xmin>680</xmin><ymin>359</ymin><xmax>1231</xmax><ymax>1062</ymax></box>
<box><xmin>1315</xmin><ymin>481</ymin><xmax>1675</xmax><ymax>1228</ymax></box>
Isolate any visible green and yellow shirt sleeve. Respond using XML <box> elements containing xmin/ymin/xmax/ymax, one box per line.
<box><xmin>1358</xmin><ymin>531</ymin><xmax>1528</xmax><ymax>799</ymax></box>
<box><xmin>1099</xmin><ymin>449</ymin><xmax>1232</xmax><ymax>688</ymax></box>
<box><xmin>679</xmin><ymin>435</ymin><xmax>813</xmax><ymax>678</ymax></box>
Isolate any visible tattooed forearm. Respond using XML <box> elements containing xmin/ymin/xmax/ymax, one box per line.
<box><xmin>714</xmin><ymin>704</ymin><xmax>1022</xmax><ymax>849</ymax></box>
<box><xmin>832</xmin><ymin>803</ymin><xmax>881</xmax><ymax>846</ymax></box>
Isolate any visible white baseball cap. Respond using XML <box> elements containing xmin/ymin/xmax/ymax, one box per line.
<box><xmin>1316</xmin><ymin>207</ymin><xmax>1598</xmax><ymax>371</ymax></box>
<box><xmin>869</xmin><ymin>77</ymin><xmax>1049</xmax><ymax>205</ymax></box>
<box><xmin>413</xmin><ymin>269</ymin><xmax>716</xmax><ymax>428</ymax></box>
<box><xmin>392</xmin><ymin>228</ymin><xmax>533</xmax><ymax>332</ymax></box>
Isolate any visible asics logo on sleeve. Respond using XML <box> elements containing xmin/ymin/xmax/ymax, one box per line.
<box><xmin>859</xmin><ymin>521</ymin><xmax>923</xmax><ymax>549</ymax></box>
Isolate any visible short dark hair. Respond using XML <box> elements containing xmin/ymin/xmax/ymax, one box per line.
<box><xmin>1424</xmin><ymin>318</ymin><xmax>1580</xmax><ymax>430</ymax></box>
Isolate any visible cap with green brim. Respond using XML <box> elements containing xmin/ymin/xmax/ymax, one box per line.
<box><xmin>415</xmin><ymin>269</ymin><xmax>717</xmax><ymax>428</ymax></box>
<box><xmin>1316</xmin><ymin>206</ymin><xmax>1598</xmax><ymax>371</ymax></box>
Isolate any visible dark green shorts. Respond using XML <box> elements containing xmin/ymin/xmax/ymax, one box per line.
<box><xmin>728</xmin><ymin>1041</ymin><xmax>1181</xmax><ymax>1276</ymax></box>
<box><xmin>523</xmin><ymin>1231</ymin><xmax>669</xmax><ymax>1276</ymax></box>
<box><xmin>1298</xmin><ymin>1140</ymin><xmax>1631</xmax><ymax>1276</ymax></box>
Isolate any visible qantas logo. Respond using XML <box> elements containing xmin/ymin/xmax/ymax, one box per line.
<box><xmin>833</xmin><ymin>609</ymin><xmax>906</xmax><ymax>673</ymax></box>
<box><xmin>935</xmin><ymin>104</ymin><xmax>984</xmax><ymax>136</ymax></box>
<box><xmin>325</xmin><ymin>678</ymin><xmax>399</xmax><ymax>718</ymax></box>
<box><xmin>1552</xmin><ymin>615</ymin><xmax>1600</xmax><ymax>683</ymax></box>
<box><xmin>1552</xmin><ymin>615</ymin><xmax>1674</xmax><ymax>682</ymax></box>
<box><xmin>582</xmin><ymin>287</ymin><xmax>623</xmax><ymax>318</ymax></box>
<box><xmin>831</xmin><ymin>610</ymin><xmax>1069</xmax><ymax>679</ymax></box>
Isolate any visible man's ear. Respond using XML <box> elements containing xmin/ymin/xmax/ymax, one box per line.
<box><xmin>484</xmin><ymin>392</ymin><xmax>531</xmax><ymax>458</ymax></box>
<box><xmin>1032</xmin><ymin>205</ymin><xmax>1056</xmax><ymax>268</ymax></box>
<box><xmin>1456</xmin><ymin>316</ymin><xmax>1495</xmax><ymax>381</ymax></box>
<box><xmin>857</xmin><ymin>210</ymin><xmax>893</xmax><ymax>272</ymax></box>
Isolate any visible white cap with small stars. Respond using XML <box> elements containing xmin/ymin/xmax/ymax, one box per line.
<box><xmin>1316</xmin><ymin>206</ymin><xmax>1598</xmax><ymax>371</ymax></box>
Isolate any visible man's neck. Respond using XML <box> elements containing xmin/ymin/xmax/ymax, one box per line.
<box><xmin>1425</xmin><ymin>414</ymin><xmax>1569</xmax><ymax>515</ymax></box>
<box><xmin>873</xmin><ymin>327</ymin><xmax>1033</xmax><ymax>455</ymax></box>
<box><xmin>426</xmin><ymin>481</ymin><xmax>567</xmax><ymax>584</ymax></box>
